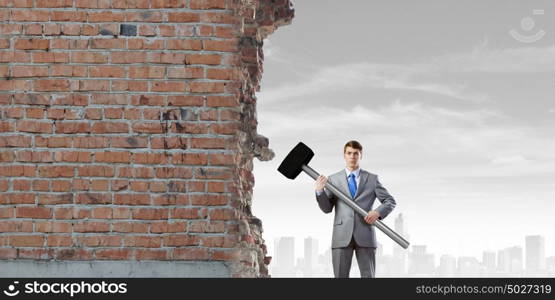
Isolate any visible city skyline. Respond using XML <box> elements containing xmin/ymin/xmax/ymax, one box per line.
<box><xmin>269</xmin><ymin>215</ymin><xmax>554</xmax><ymax>277</ymax></box>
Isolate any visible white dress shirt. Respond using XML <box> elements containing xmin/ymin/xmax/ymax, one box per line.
<box><xmin>316</xmin><ymin>167</ymin><xmax>361</xmax><ymax>196</ymax></box>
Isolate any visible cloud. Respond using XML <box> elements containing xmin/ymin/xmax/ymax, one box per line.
<box><xmin>258</xmin><ymin>62</ymin><xmax>489</xmax><ymax>104</ymax></box>
<box><xmin>490</xmin><ymin>155</ymin><xmax>531</xmax><ymax>165</ymax></box>
<box><xmin>258</xmin><ymin>100</ymin><xmax>555</xmax><ymax>179</ymax></box>
<box><xmin>259</xmin><ymin>40</ymin><xmax>555</xmax><ymax>105</ymax></box>
<box><xmin>432</xmin><ymin>41</ymin><xmax>555</xmax><ymax>73</ymax></box>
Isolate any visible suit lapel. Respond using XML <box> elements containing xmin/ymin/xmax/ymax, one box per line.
<box><xmin>354</xmin><ymin>170</ymin><xmax>368</xmax><ymax>200</ymax></box>
<box><xmin>338</xmin><ymin>170</ymin><xmax>352</xmax><ymax>199</ymax></box>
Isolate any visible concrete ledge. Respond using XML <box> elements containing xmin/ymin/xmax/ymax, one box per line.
<box><xmin>0</xmin><ymin>261</ymin><xmax>231</xmax><ymax>278</ymax></box>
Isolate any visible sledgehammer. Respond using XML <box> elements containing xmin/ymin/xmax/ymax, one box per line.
<box><xmin>277</xmin><ymin>142</ymin><xmax>410</xmax><ymax>249</ymax></box>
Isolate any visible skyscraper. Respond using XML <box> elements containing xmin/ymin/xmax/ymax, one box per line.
<box><xmin>482</xmin><ymin>251</ymin><xmax>496</xmax><ymax>276</ymax></box>
<box><xmin>303</xmin><ymin>236</ymin><xmax>319</xmax><ymax>277</ymax></box>
<box><xmin>408</xmin><ymin>245</ymin><xmax>435</xmax><ymax>276</ymax></box>
<box><xmin>525</xmin><ymin>235</ymin><xmax>546</xmax><ymax>275</ymax></box>
<box><xmin>392</xmin><ymin>214</ymin><xmax>409</xmax><ymax>276</ymax></box>
<box><xmin>438</xmin><ymin>255</ymin><xmax>456</xmax><ymax>277</ymax></box>
<box><xmin>273</xmin><ymin>237</ymin><xmax>296</xmax><ymax>277</ymax></box>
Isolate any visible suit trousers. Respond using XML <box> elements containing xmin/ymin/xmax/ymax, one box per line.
<box><xmin>332</xmin><ymin>235</ymin><xmax>376</xmax><ymax>278</ymax></box>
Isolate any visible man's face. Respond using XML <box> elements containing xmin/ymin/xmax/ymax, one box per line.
<box><xmin>344</xmin><ymin>146</ymin><xmax>361</xmax><ymax>169</ymax></box>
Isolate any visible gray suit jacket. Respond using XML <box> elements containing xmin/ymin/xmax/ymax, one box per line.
<box><xmin>316</xmin><ymin>169</ymin><xmax>396</xmax><ymax>248</ymax></box>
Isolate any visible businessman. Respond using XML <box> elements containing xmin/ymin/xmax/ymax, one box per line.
<box><xmin>315</xmin><ymin>140</ymin><xmax>396</xmax><ymax>278</ymax></box>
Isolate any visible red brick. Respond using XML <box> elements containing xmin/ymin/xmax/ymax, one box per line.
<box><xmin>11</xmin><ymin>10</ymin><xmax>49</xmax><ymax>21</ymax></box>
<box><xmin>136</xmin><ymin>249</ymin><xmax>169</xmax><ymax>260</ymax></box>
<box><xmin>91</xmin><ymin>122</ymin><xmax>129</xmax><ymax>134</ymax></box>
<box><xmin>125</xmin><ymin>11</ymin><xmax>163</xmax><ymax>22</ymax></box>
<box><xmin>61</xmin><ymin>24</ymin><xmax>81</xmax><ymax>35</ymax></box>
<box><xmin>200</xmin><ymin>236</ymin><xmax>235</xmax><ymax>248</ymax></box>
<box><xmin>91</xmin><ymin>38</ymin><xmax>125</xmax><ymax>49</ymax></box>
<box><xmin>51</xmin><ymin>180</ymin><xmax>72</xmax><ymax>192</ymax></box>
<box><xmin>16</xmin><ymin>207</ymin><xmax>52</xmax><ymax>219</ymax></box>
<box><xmin>172</xmin><ymin>153</ymin><xmax>207</xmax><ymax>165</ymax></box>
<box><xmin>150</xmin><ymin>81</ymin><xmax>185</xmax><ymax>92</ymax></box>
<box><xmin>191</xmin><ymin>138</ymin><xmax>226</xmax><ymax>149</ymax></box>
<box><xmin>24</xmin><ymin>107</ymin><xmax>44</xmax><ymax>118</ymax></box>
<box><xmin>38</xmin><ymin>193</ymin><xmax>73</xmax><ymax>204</ymax></box>
<box><xmin>132</xmin><ymin>153</ymin><xmax>167</xmax><ymax>164</ymax></box>
<box><xmin>113</xmin><ymin>193</ymin><xmax>150</xmax><ymax>205</ymax></box>
<box><xmin>34</xmin><ymin>79</ymin><xmax>71</xmax><ymax>91</ymax></box>
<box><xmin>15</xmin><ymin>150</ymin><xmax>53</xmax><ymax>162</ymax></box>
<box><xmin>38</xmin><ymin>165</ymin><xmax>74</xmax><ymax>177</ymax></box>
<box><xmin>211</xmin><ymin>249</ymin><xmax>239</xmax><ymax>261</ymax></box>
<box><xmin>150</xmin><ymin>137</ymin><xmax>188</xmax><ymax>149</ymax></box>
<box><xmin>132</xmin><ymin>208</ymin><xmax>169</xmax><ymax>220</ymax></box>
<box><xmin>53</xmin><ymin>151</ymin><xmax>91</xmax><ymax>163</ymax></box>
<box><xmin>167</xmin><ymin>39</ymin><xmax>202</xmax><ymax>50</ymax></box>
<box><xmin>55</xmin><ymin>122</ymin><xmax>91</xmax><ymax>134</ymax></box>
<box><xmin>163</xmin><ymin>234</ymin><xmax>199</xmax><ymax>247</ymax></box>
<box><xmin>167</xmin><ymin>67</ymin><xmax>204</xmax><ymax>79</ymax></box>
<box><xmin>36</xmin><ymin>221</ymin><xmax>72</xmax><ymax>233</ymax></box>
<box><xmin>209</xmin><ymin>208</ymin><xmax>236</xmax><ymax>220</ymax></box>
<box><xmin>150</xmin><ymin>221</ymin><xmax>187</xmax><ymax>233</ymax></box>
<box><xmin>89</xmin><ymin>66</ymin><xmax>126</xmax><ymax>78</ymax></box>
<box><xmin>91</xmin><ymin>93</ymin><xmax>127</xmax><ymax>105</ymax></box>
<box><xmin>33</xmin><ymin>52</ymin><xmax>69</xmax><ymax>63</ymax></box>
<box><xmin>208</xmin><ymin>153</ymin><xmax>234</xmax><ymax>165</ymax></box>
<box><xmin>94</xmin><ymin>151</ymin><xmax>131</xmax><ymax>163</ymax></box>
<box><xmin>171</xmin><ymin>208</ymin><xmax>206</xmax><ymax>219</ymax></box>
<box><xmin>189</xmin><ymin>81</ymin><xmax>225</xmax><ymax>93</ymax></box>
<box><xmin>73</xmin><ymin>222</ymin><xmax>110</xmax><ymax>233</ymax></box>
<box><xmin>128</xmin><ymin>66</ymin><xmax>165</xmax><ymax>79</ymax></box>
<box><xmin>112</xmin><ymin>222</ymin><xmax>148</xmax><ymax>233</ymax></box>
<box><xmin>191</xmin><ymin>194</ymin><xmax>228</xmax><ymax>205</ymax></box>
<box><xmin>9</xmin><ymin>235</ymin><xmax>44</xmax><ymax>247</ymax></box>
<box><xmin>94</xmin><ymin>249</ymin><xmax>132</xmax><ymax>260</ymax></box>
<box><xmin>72</xmin><ymin>137</ymin><xmax>108</xmax><ymax>148</ymax></box>
<box><xmin>132</xmin><ymin>122</ymin><xmax>165</xmax><ymax>134</ymax></box>
<box><xmin>16</xmin><ymin>120</ymin><xmax>52</xmax><ymax>133</ymax></box>
<box><xmin>71</xmin><ymin>52</ymin><xmax>108</xmax><ymax>63</ymax></box>
<box><xmin>190</xmin><ymin>0</ymin><xmax>226</xmax><ymax>9</ymax></box>
<box><xmin>203</xmin><ymin>40</ymin><xmax>237</xmax><ymax>52</ymax></box>
<box><xmin>110</xmin><ymin>137</ymin><xmax>148</xmax><ymax>148</ymax></box>
<box><xmin>77</xmin><ymin>166</ymin><xmax>114</xmax><ymax>177</ymax></box>
<box><xmin>79</xmin><ymin>80</ymin><xmax>110</xmax><ymax>91</ymax></box>
<box><xmin>47</xmin><ymin>235</ymin><xmax>73</xmax><ymax>247</ymax></box>
<box><xmin>158</xmin><ymin>25</ymin><xmax>175</xmax><ymax>36</ymax></box>
<box><xmin>124</xmin><ymin>235</ymin><xmax>161</xmax><ymax>248</ymax></box>
<box><xmin>0</xmin><ymin>220</ymin><xmax>33</xmax><ymax>232</ymax></box>
<box><xmin>185</xmin><ymin>54</ymin><xmax>221</xmax><ymax>65</ymax></box>
<box><xmin>12</xmin><ymin>65</ymin><xmax>48</xmax><ymax>77</ymax></box>
<box><xmin>112</xmin><ymin>206</ymin><xmax>131</xmax><ymax>218</ymax></box>
<box><xmin>167</xmin><ymin>12</ymin><xmax>200</xmax><ymax>22</ymax></box>
<box><xmin>55</xmin><ymin>248</ymin><xmax>93</xmax><ymax>260</ymax></box>
<box><xmin>206</xmin><ymin>68</ymin><xmax>236</xmax><ymax>80</ymax></box>
<box><xmin>36</xmin><ymin>0</ymin><xmax>73</xmax><ymax>8</ymax></box>
<box><xmin>111</xmin><ymin>52</ymin><xmax>146</xmax><ymax>64</ymax></box>
<box><xmin>172</xmin><ymin>248</ymin><xmax>209</xmax><ymax>260</ymax></box>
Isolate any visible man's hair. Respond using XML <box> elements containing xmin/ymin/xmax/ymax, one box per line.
<box><xmin>344</xmin><ymin>140</ymin><xmax>363</xmax><ymax>153</ymax></box>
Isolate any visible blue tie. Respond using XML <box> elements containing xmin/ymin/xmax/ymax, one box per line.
<box><xmin>348</xmin><ymin>173</ymin><xmax>357</xmax><ymax>198</ymax></box>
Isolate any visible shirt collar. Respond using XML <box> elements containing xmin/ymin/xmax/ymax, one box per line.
<box><xmin>345</xmin><ymin>167</ymin><xmax>361</xmax><ymax>178</ymax></box>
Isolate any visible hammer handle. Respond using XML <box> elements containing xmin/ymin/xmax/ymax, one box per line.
<box><xmin>302</xmin><ymin>164</ymin><xmax>410</xmax><ymax>249</ymax></box>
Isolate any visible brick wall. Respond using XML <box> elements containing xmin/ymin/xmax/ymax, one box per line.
<box><xmin>0</xmin><ymin>0</ymin><xmax>293</xmax><ymax>277</ymax></box>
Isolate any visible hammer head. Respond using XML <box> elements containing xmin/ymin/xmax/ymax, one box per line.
<box><xmin>277</xmin><ymin>142</ymin><xmax>314</xmax><ymax>179</ymax></box>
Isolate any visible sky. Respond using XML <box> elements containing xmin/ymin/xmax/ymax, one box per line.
<box><xmin>251</xmin><ymin>0</ymin><xmax>555</xmax><ymax>263</ymax></box>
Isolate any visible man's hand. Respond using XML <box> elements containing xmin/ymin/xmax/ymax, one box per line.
<box><xmin>364</xmin><ymin>210</ymin><xmax>380</xmax><ymax>224</ymax></box>
<box><xmin>315</xmin><ymin>175</ymin><xmax>327</xmax><ymax>191</ymax></box>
